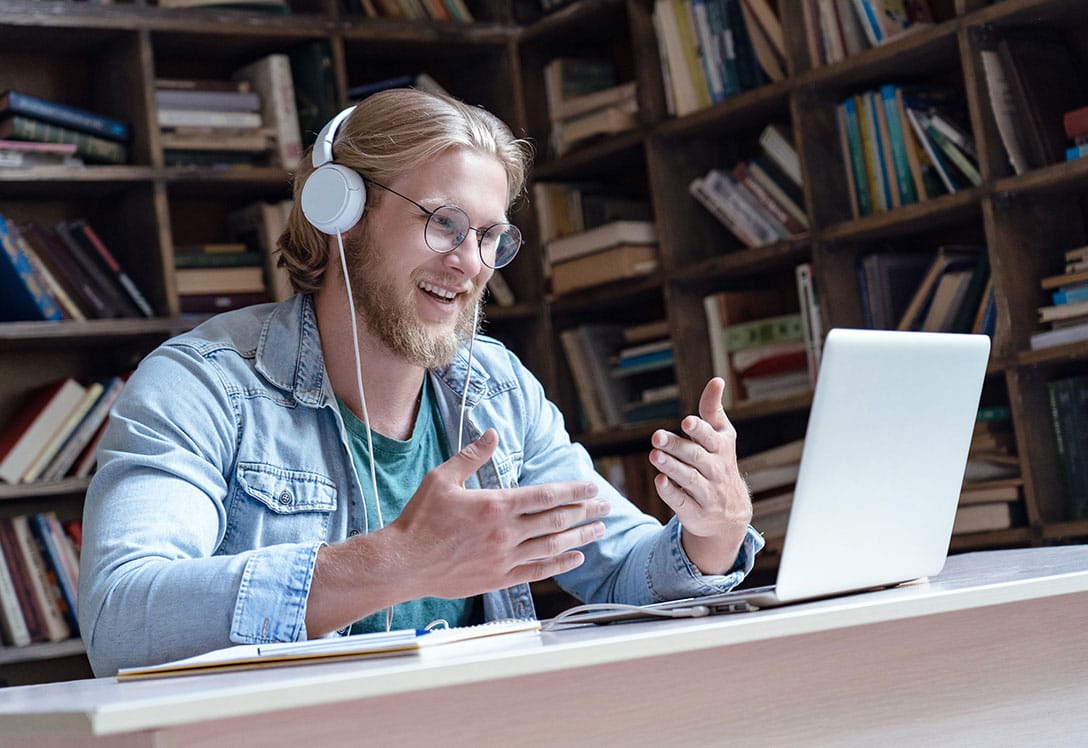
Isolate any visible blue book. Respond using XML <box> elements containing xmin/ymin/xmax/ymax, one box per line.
<box><xmin>1053</xmin><ymin>283</ymin><xmax>1088</xmax><ymax>305</ymax></box>
<box><xmin>0</xmin><ymin>90</ymin><xmax>131</xmax><ymax>143</ymax></box>
<box><xmin>0</xmin><ymin>213</ymin><xmax>63</xmax><ymax>321</ymax></box>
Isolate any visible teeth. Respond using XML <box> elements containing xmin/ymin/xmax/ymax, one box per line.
<box><xmin>419</xmin><ymin>281</ymin><xmax>456</xmax><ymax>300</ymax></box>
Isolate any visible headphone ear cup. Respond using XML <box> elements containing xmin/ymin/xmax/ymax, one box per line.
<box><xmin>301</xmin><ymin>163</ymin><xmax>367</xmax><ymax>235</ymax></box>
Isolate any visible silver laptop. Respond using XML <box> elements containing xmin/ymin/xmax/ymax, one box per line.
<box><xmin>550</xmin><ymin>328</ymin><xmax>991</xmax><ymax>625</ymax></box>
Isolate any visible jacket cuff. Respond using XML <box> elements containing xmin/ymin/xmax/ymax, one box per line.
<box><xmin>230</xmin><ymin>541</ymin><xmax>322</xmax><ymax>643</ymax></box>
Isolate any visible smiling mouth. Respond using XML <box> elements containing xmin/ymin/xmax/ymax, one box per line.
<box><xmin>418</xmin><ymin>280</ymin><xmax>460</xmax><ymax>304</ymax></box>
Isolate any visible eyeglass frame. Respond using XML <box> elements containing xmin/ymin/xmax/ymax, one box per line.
<box><xmin>365</xmin><ymin>178</ymin><xmax>523</xmax><ymax>269</ymax></box>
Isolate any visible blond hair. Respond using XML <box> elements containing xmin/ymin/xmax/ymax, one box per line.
<box><xmin>278</xmin><ymin>89</ymin><xmax>533</xmax><ymax>293</ymax></box>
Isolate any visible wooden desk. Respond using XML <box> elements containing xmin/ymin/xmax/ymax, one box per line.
<box><xmin>2</xmin><ymin>546</ymin><xmax>1086</xmax><ymax>746</ymax></box>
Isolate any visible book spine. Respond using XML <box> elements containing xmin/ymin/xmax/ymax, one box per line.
<box><xmin>25</xmin><ymin>222</ymin><xmax>112</xmax><ymax>319</ymax></box>
<box><xmin>9</xmin><ymin>516</ymin><xmax>69</xmax><ymax>642</ymax></box>
<box><xmin>7</xmin><ymin>91</ymin><xmax>130</xmax><ymax>142</ymax></box>
<box><xmin>157</xmin><ymin>108</ymin><xmax>263</xmax><ymax>129</ymax></box>
<box><xmin>233</xmin><ymin>54</ymin><xmax>303</xmax><ymax>170</ymax></box>
<box><xmin>880</xmin><ymin>85</ymin><xmax>918</xmax><ymax>205</ymax></box>
<box><xmin>0</xmin><ymin>213</ymin><xmax>63</xmax><ymax>321</ymax></box>
<box><xmin>29</xmin><ymin>513</ymin><xmax>78</xmax><ymax>634</ymax></box>
<box><xmin>76</xmin><ymin>221</ymin><xmax>155</xmax><ymax>317</ymax></box>
<box><xmin>8</xmin><ymin>222</ymin><xmax>84</xmax><ymax>321</ymax></box>
<box><xmin>839</xmin><ymin>98</ymin><xmax>871</xmax><ymax>216</ymax></box>
<box><xmin>53</xmin><ymin>221</ymin><xmax>129</xmax><ymax>317</ymax></box>
<box><xmin>724</xmin><ymin>313</ymin><xmax>804</xmax><ymax>351</ymax></box>
<box><xmin>0</xmin><ymin>519</ymin><xmax>46</xmax><ymax>642</ymax></box>
<box><xmin>9</xmin><ymin>116</ymin><xmax>128</xmax><ymax>164</ymax></box>
<box><xmin>795</xmin><ymin>262</ymin><xmax>823</xmax><ymax>386</ymax></box>
<box><xmin>41</xmin><ymin>377</ymin><xmax>123</xmax><ymax>481</ymax></box>
<box><xmin>0</xmin><ymin>542</ymin><xmax>31</xmax><ymax>647</ymax></box>
<box><xmin>689</xmin><ymin>176</ymin><xmax>759</xmax><ymax>247</ymax></box>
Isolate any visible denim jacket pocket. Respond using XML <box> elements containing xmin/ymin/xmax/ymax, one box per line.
<box><xmin>220</xmin><ymin>463</ymin><xmax>339</xmax><ymax>552</ymax></box>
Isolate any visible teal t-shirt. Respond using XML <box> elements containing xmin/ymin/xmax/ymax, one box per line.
<box><xmin>337</xmin><ymin>377</ymin><xmax>482</xmax><ymax>634</ymax></box>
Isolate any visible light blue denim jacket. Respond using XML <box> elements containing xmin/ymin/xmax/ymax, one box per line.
<box><xmin>78</xmin><ymin>294</ymin><xmax>763</xmax><ymax>676</ymax></box>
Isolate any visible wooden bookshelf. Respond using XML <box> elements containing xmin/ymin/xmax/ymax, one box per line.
<box><xmin>2</xmin><ymin>0</ymin><xmax>1088</xmax><ymax>684</ymax></box>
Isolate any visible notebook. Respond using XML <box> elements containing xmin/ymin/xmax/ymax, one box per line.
<box><xmin>548</xmin><ymin>328</ymin><xmax>991</xmax><ymax>626</ymax></box>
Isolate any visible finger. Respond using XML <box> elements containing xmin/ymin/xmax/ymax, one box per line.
<box><xmin>522</xmin><ymin>498</ymin><xmax>611</xmax><ymax>541</ymax></box>
<box><xmin>650</xmin><ymin>449</ymin><xmax>705</xmax><ymax>501</ymax></box>
<box><xmin>441</xmin><ymin>428</ymin><xmax>500</xmax><ymax>485</ymax></box>
<box><xmin>516</xmin><ymin>520</ymin><xmax>605</xmax><ymax>564</ymax></box>
<box><xmin>508</xmin><ymin>550</ymin><xmax>586</xmax><ymax>585</ymax></box>
<box><xmin>510</xmin><ymin>480</ymin><xmax>598</xmax><ymax>515</ymax></box>
<box><xmin>655</xmin><ymin>473</ymin><xmax>695</xmax><ymax>512</ymax></box>
<box><xmin>698</xmin><ymin>377</ymin><xmax>732</xmax><ymax>432</ymax></box>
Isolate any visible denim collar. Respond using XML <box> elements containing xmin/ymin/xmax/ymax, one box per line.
<box><xmin>254</xmin><ymin>294</ymin><xmax>492</xmax><ymax>408</ymax></box>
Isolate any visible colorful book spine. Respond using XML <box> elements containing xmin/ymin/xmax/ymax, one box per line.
<box><xmin>3</xmin><ymin>115</ymin><xmax>128</xmax><ymax>164</ymax></box>
<box><xmin>0</xmin><ymin>213</ymin><xmax>63</xmax><ymax>321</ymax></box>
<box><xmin>2</xmin><ymin>90</ymin><xmax>131</xmax><ymax>142</ymax></box>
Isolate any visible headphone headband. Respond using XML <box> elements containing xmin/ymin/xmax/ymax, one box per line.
<box><xmin>312</xmin><ymin>106</ymin><xmax>358</xmax><ymax>168</ymax></box>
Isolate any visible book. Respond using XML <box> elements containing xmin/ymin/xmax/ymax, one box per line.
<box><xmin>232</xmin><ymin>53</ymin><xmax>303</xmax><ymax>170</ymax></box>
<box><xmin>896</xmin><ymin>246</ymin><xmax>980</xmax><ymax>331</ymax></box>
<box><xmin>0</xmin><ymin>542</ymin><xmax>30</xmax><ymax>647</ymax></box>
<box><xmin>952</xmin><ymin>501</ymin><xmax>1014</xmax><ymax>534</ymax></box>
<box><xmin>0</xmin><ymin>90</ymin><xmax>131</xmax><ymax>143</ymax></box>
<box><xmin>858</xmin><ymin>251</ymin><xmax>931</xmax><ymax>330</ymax></box>
<box><xmin>21</xmin><ymin>381</ymin><xmax>104</xmax><ymax>484</ymax></box>
<box><xmin>653</xmin><ymin>0</ymin><xmax>704</xmax><ymax>116</ymax></box>
<box><xmin>550</xmin><ymin>244</ymin><xmax>659</xmax><ymax>295</ymax></box>
<box><xmin>0</xmin><ymin>213</ymin><xmax>63</xmax><ymax>322</ymax></box>
<box><xmin>155</xmin><ymin>88</ymin><xmax>261</xmax><ymax>112</ymax></box>
<box><xmin>739</xmin><ymin>0</ymin><xmax>786</xmax><ymax>82</ymax></box>
<box><xmin>116</xmin><ymin>618</ymin><xmax>541</xmax><ymax>681</ymax></box>
<box><xmin>53</xmin><ymin>221</ymin><xmax>137</xmax><ymax>318</ymax></box>
<box><xmin>544</xmin><ymin>219</ymin><xmax>657</xmax><ymax>265</ymax></box>
<box><xmin>176</xmin><ymin>266</ymin><xmax>267</xmax><ymax>296</ymax></box>
<box><xmin>8</xmin><ymin>515</ymin><xmax>70</xmax><ymax>642</ymax></box>
<box><xmin>41</xmin><ymin>376</ymin><xmax>125</xmax><ymax>481</ymax></box>
<box><xmin>29</xmin><ymin>513</ymin><xmax>78</xmax><ymax>634</ymax></box>
<box><xmin>919</xmin><ymin>268</ymin><xmax>974</xmax><ymax>332</ymax></box>
<box><xmin>703</xmin><ymin>288</ymin><xmax>784</xmax><ymax>407</ymax></box>
<box><xmin>1048</xmin><ymin>376</ymin><xmax>1088</xmax><ymax>519</ymax></box>
<box><xmin>758</xmin><ymin>124</ymin><xmax>802</xmax><ymax>188</ymax></box>
<box><xmin>73</xmin><ymin>220</ymin><xmax>155</xmax><ymax>318</ymax></box>
<box><xmin>22</xmin><ymin>221</ymin><xmax>113</xmax><ymax>319</ymax></box>
<box><xmin>0</xmin><ymin>517</ymin><xmax>47</xmax><ymax>643</ymax></box>
<box><xmin>6</xmin><ymin>221</ymin><xmax>84</xmax><ymax>321</ymax></box>
<box><xmin>226</xmin><ymin>200</ymin><xmax>294</xmax><ymax>302</ymax></box>
<box><xmin>157</xmin><ymin>108</ymin><xmax>263</xmax><ymax>130</ymax></box>
<box><xmin>486</xmin><ymin>270</ymin><xmax>516</xmax><ymax>307</ymax></box>
<box><xmin>0</xmin><ymin>378</ymin><xmax>87</xmax><ymax>485</ymax></box>
<box><xmin>724</xmin><ymin>312</ymin><xmax>804</xmax><ymax>352</ymax></box>
<box><xmin>551</xmin><ymin>100</ymin><xmax>639</xmax><ymax>156</ymax></box>
<box><xmin>288</xmin><ymin>41</ymin><xmax>339</xmax><ymax>149</ymax></box>
<box><xmin>0</xmin><ymin>115</ymin><xmax>128</xmax><ymax>164</ymax></box>
<box><xmin>795</xmin><ymin>261</ymin><xmax>823</xmax><ymax>385</ymax></box>
<box><xmin>549</xmin><ymin>81</ymin><xmax>639</xmax><ymax>123</ymax></box>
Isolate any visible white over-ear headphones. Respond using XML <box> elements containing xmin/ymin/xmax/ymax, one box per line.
<box><xmin>300</xmin><ymin>106</ymin><xmax>367</xmax><ymax>235</ymax></box>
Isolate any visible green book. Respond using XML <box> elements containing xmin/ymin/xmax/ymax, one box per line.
<box><xmin>725</xmin><ymin>312</ymin><xmax>804</xmax><ymax>352</ymax></box>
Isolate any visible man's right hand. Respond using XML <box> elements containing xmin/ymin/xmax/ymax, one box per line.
<box><xmin>389</xmin><ymin>428</ymin><xmax>610</xmax><ymax>601</ymax></box>
<box><xmin>305</xmin><ymin>428</ymin><xmax>609</xmax><ymax>637</ymax></box>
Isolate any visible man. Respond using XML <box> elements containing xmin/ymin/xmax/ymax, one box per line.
<box><xmin>78</xmin><ymin>89</ymin><xmax>762</xmax><ymax>677</ymax></box>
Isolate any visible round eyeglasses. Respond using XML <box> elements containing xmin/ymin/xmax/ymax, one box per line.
<box><xmin>368</xmin><ymin>179</ymin><xmax>523</xmax><ymax>269</ymax></box>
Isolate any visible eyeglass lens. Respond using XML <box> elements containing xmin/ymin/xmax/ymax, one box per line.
<box><xmin>424</xmin><ymin>205</ymin><xmax>522</xmax><ymax>269</ymax></box>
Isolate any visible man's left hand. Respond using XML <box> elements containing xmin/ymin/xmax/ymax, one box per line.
<box><xmin>649</xmin><ymin>377</ymin><xmax>752</xmax><ymax>574</ymax></box>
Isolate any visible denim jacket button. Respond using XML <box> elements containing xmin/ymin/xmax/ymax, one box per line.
<box><xmin>278</xmin><ymin>491</ymin><xmax>291</xmax><ymax>505</ymax></box>
<box><xmin>348</xmin><ymin>529</ymin><xmax>360</xmax><ymax>537</ymax></box>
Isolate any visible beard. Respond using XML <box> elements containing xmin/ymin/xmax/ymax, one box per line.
<box><xmin>342</xmin><ymin>231</ymin><xmax>484</xmax><ymax>369</ymax></box>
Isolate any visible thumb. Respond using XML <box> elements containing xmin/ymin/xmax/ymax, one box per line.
<box><xmin>444</xmin><ymin>428</ymin><xmax>498</xmax><ymax>485</ymax></box>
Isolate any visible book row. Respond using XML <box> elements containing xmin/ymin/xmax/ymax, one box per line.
<box><xmin>0</xmin><ymin>376</ymin><xmax>128</xmax><ymax>486</ymax></box>
<box><xmin>0</xmin><ymin>513</ymin><xmax>82</xmax><ymax>649</ymax></box>
<box><xmin>0</xmin><ymin>214</ymin><xmax>153</xmax><ymax>323</ymax></box>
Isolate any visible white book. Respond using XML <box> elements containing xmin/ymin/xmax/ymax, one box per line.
<box><xmin>21</xmin><ymin>382</ymin><xmax>104</xmax><ymax>483</ymax></box>
<box><xmin>758</xmin><ymin>124</ymin><xmax>802</xmax><ymax>187</ymax></box>
<box><xmin>157</xmin><ymin>108</ymin><xmax>263</xmax><ymax>130</ymax></box>
<box><xmin>545</xmin><ymin>219</ymin><xmax>657</xmax><ymax>265</ymax></box>
<box><xmin>690</xmin><ymin>176</ymin><xmax>760</xmax><ymax>248</ymax></box>
<box><xmin>654</xmin><ymin>0</ymin><xmax>702</xmax><ymax>116</ymax></box>
<box><xmin>0</xmin><ymin>548</ymin><xmax>30</xmax><ymax>647</ymax></box>
<box><xmin>0</xmin><ymin>379</ymin><xmax>87</xmax><ymax>485</ymax></box>
<box><xmin>232</xmin><ymin>53</ymin><xmax>304</xmax><ymax>170</ymax></box>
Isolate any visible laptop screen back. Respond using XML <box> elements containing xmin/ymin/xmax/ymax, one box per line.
<box><xmin>775</xmin><ymin>328</ymin><xmax>990</xmax><ymax>602</ymax></box>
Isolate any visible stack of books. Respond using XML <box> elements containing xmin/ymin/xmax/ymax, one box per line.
<box><xmin>544</xmin><ymin>58</ymin><xmax>639</xmax><ymax>157</ymax></box>
<box><xmin>704</xmin><ymin>286</ymin><xmax>813</xmax><ymax>408</ymax></box>
<box><xmin>740</xmin><ymin>438</ymin><xmax>804</xmax><ymax>543</ymax></box>
<box><xmin>0</xmin><ymin>89</ymin><xmax>130</xmax><ymax>165</ymax></box>
<box><xmin>344</xmin><ymin>0</ymin><xmax>474</xmax><ymax>22</ymax></box>
<box><xmin>836</xmin><ymin>86</ymin><xmax>978</xmax><ymax>218</ymax></box>
<box><xmin>0</xmin><ymin>375</ymin><xmax>127</xmax><ymax>487</ymax></box>
<box><xmin>174</xmin><ymin>242</ymin><xmax>269</xmax><ymax>315</ymax></box>
<box><xmin>955</xmin><ymin>406</ymin><xmax>1024</xmax><ymax>535</ymax></box>
<box><xmin>544</xmin><ymin>219</ymin><xmax>659</xmax><ymax>296</ymax></box>
<box><xmin>892</xmin><ymin>246</ymin><xmax>992</xmax><ymax>334</ymax></box>
<box><xmin>1031</xmin><ymin>244</ymin><xmax>1088</xmax><ymax>350</ymax></box>
<box><xmin>689</xmin><ymin>124</ymin><xmax>806</xmax><ymax>249</ymax></box>
<box><xmin>0</xmin><ymin>213</ymin><xmax>154</xmax><ymax>322</ymax></box>
<box><xmin>0</xmin><ymin>512</ymin><xmax>83</xmax><ymax>648</ymax></box>
<box><xmin>559</xmin><ymin>320</ymin><xmax>677</xmax><ymax>433</ymax></box>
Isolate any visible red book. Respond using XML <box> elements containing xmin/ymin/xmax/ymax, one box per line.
<box><xmin>1064</xmin><ymin>106</ymin><xmax>1088</xmax><ymax>140</ymax></box>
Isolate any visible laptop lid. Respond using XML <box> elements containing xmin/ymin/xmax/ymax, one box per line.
<box><xmin>774</xmin><ymin>328</ymin><xmax>990</xmax><ymax>602</ymax></box>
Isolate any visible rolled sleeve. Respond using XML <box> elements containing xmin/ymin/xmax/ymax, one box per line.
<box><xmin>232</xmin><ymin>542</ymin><xmax>323</xmax><ymax>643</ymax></box>
<box><xmin>646</xmin><ymin>518</ymin><xmax>765</xmax><ymax>601</ymax></box>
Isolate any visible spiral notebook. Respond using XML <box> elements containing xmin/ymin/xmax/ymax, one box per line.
<box><xmin>115</xmin><ymin>618</ymin><xmax>541</xmax><ymax>681</ymax></box>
